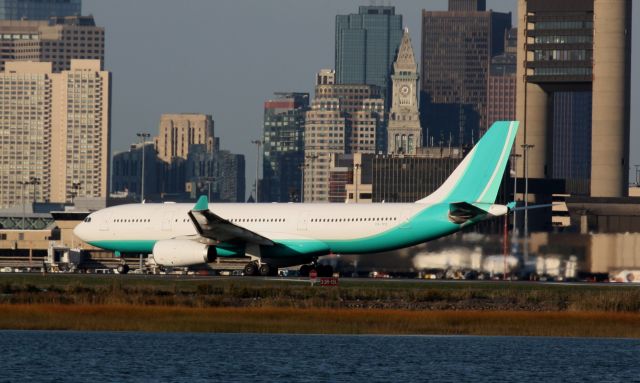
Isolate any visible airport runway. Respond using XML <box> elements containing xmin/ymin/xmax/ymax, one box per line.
<box><xmin>4</xmin><ymin>272</ymin><xmax>638</xmax><ymax>287</ymax></box>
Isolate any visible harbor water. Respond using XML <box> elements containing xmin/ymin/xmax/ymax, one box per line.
<box><xmin>1</xmin><ymin>331</ymin><xmax>639</xmax><ymax>382</ymax></box>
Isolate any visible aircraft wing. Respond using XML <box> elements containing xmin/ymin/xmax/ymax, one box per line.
<box><xmin>187</xmin><ymin>196</ymin><xmax>274</xmax><ymax>246</ymax></box>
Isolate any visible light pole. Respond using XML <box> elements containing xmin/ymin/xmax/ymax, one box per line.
<box><xmin>510</xmin><ymin>153</ymin><xmax>522</xmax><ymax>240</ymax></box>
<box><xmin>18</xmin><ymin>180</ymin><xmax>27</xmax><ymax>229</ymax></box>
<box><xmin>28</xmin><ymin>177</ymin><xmax>40</xmax><ymax>205</ymax></box>
<box><xmin>521</xmin><ymin>144</ymin><xmax>534</xmax><ymax>262</ymax></box>
<box><xmin>634</xmin><ymin>164</ymin><xmax>640</xmax><ymax>186</ymax></box>
<box><xmin>202</xmin><ymin>177</ymin><xmax>215</xmax><ymax>201</ymax></box>
<box><xmin>506</xmin><ymin>153</ymin><xmax>521</xmax><ymax>281</ymax></box>
<box><xmin>353</xmin><ymin>163</ymin><xmax>361</xmax><ymax>203</ymax></box>
<box><xmin>299</xmin><ymin>162</ymin><xmax>307</xmax><ymax>203</ymax></box>
<box><xmin>136</xmin><ymin>132</ymin><xmax>151</xmax><ymax>202</ymax></box>
<box><xmin>251</xmin><ymin>140</ymin><xmax>262</xmax><ymax>202</ymax></box>
<box><xmin>305</xmin><ymin>153</ymin><xmax>318</xmax><ymax>202</ymax></box>
<box><xmin>70</xmin><ymin>181</ymin><xmax>81</xmax><ymax>204</ymax></box>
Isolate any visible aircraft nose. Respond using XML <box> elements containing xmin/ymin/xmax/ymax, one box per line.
<box><xmin>73</xmin><ymin>221</ymin><xmax>87</xmax><ymax>241</ymax></box>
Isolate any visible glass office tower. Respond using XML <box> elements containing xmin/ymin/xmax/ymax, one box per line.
<box><xmin>335</xmin><ymin>6</ymin><xmax>403</xmax><ymax>98</ymax></box>
<box><xmin>0</xmin><ymin>0</ymin><xmax>80</xmax><ymax>20</ymax></box>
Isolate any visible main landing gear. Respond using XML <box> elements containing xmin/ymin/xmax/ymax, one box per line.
<box><xmin>243</xmin><ymin>261</ymin><xmax>278</xmax><ymax>277</ymax></box>
<box><xmin>116</xmin><ymin>263</ymin><xmax>130</xmax><ymax>274</ymax></box>
<box><xmin>299</xmin><ymin>263</ymin><xmax>333</xmax><ymax>278</ymax></box>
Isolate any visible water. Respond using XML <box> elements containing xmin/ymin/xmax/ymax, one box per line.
<box><xmin>0</xmin><ymin>331</ymin><xmax>639</xmax><ymax>382</ymax></box>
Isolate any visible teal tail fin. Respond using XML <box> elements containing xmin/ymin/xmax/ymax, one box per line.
<box><xmin>417</xmin><ymin>121</ymin><xmax>519</xmax><ymax>205</ymax></box>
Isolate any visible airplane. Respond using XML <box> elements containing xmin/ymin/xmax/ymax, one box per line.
<box><xmin>74</xmin><ymin>120</ymin><xmax>519</xmax><ymax>277</ymax></box>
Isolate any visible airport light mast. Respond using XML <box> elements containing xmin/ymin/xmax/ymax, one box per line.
<box><xmin>136</xmin><ymin>132</ymin><xmax>151</xmax><ymax>202</ymax></box>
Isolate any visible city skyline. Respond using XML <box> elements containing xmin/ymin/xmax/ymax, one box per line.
<box><xmin>81</xmin><ymin>0</ymin><xmax>639</xmax><ymax>191</ymax></box>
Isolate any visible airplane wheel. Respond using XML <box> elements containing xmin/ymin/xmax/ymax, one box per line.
<box><xmin>299</xmin><ymin>264</ymin><xmax>310</xmax><ymax>277</ymax></box>
<box><xmin>117</xmin><ymin>264</ymin><xmax>129</xmax><ymax>274</ymax></box>
<box><xmin>244</xmin><ymin>262</ymin><xmax>258</xmax><ymax>276</ymax></box>
<box><xmin>259</xmin><ymin>264</ymin><xmax>271</xmax><ymax>277</ymax></box>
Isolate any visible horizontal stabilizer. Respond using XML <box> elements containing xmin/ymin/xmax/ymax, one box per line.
<box><xmin>509</xmin><ymin>203</ymin><xmax>556</xmax><ymax>212</ymax></box>
<box><xmin>448</xmin><ymin>202</ymin><xmax>489</xmax><ymax>224</ymax></box>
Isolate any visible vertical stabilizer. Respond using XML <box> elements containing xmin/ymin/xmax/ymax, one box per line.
<box><xmin>416</xmin><ymin>121</ymin><xmax>519</xmax><ymax>204</ymax></box>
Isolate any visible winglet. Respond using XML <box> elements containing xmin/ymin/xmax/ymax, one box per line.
<box><xmin>193</xmin><ymin>195</ymin><xmax>209</xmax><ymax>211</ymax></box>
<box><xmin>506</xmin><ymin>201</ymin><xmax>516</xmax><ymax>210</ymax></box>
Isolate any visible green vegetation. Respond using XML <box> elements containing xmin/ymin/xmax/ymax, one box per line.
<box><xmin>1</xmin><ymin>274</ymin><xmax>639</xmax><ymax>312</ymax></box>
<box><xmin>1</xmin><ymin>274</ymin><xmax>639</xmax><ymax>335</ymax></box>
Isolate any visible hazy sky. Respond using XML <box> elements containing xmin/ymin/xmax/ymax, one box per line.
<box><xmin>82</xmin><ymin>0</ymin><xmax>639</xmax><ymax>188</ymax></box>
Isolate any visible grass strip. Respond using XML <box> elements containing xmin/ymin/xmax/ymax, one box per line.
<box><xmin>1</xmin><ymin>304</ymin><xmax>639</xmax><ymax>338</ymax></box>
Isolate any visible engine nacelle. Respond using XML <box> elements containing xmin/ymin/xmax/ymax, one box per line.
<box><xmin>152</xmin><ymin>239</ymin><xmax>216</xmax><ymax>267</ymax></box>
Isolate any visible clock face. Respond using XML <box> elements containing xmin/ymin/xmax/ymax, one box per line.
<box><xmin>400</xmin><ymin>85</ymin><xmax>410</xmax><ymax>96</ymax></box>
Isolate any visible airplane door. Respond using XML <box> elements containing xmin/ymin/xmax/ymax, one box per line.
<box><xmin>99</xmin><ymin>213</ymin><xmax>110</xmax><ymax>231</ymax></box>
<box><xmin>297</xmin><ymin>212</ymin><xmax>310</xmax><ymax>231</ymax></box>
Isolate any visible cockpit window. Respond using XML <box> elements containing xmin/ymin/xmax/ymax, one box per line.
<box><xmin>84</xmin><ymin>217</ymin><xmax>92</xmax><ymax>223</ymax></box>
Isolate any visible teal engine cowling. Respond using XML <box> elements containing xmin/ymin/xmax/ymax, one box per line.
<box><xmin>214</xmin><ymin>244</ymin><xmax>245</xmax><ymax>258</ymax></box>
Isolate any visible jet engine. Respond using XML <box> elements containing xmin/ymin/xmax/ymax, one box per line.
<box><xmin>152</xmin><ymin>239</ymin><xmax>216</xmax><ymax>267</ymax></box>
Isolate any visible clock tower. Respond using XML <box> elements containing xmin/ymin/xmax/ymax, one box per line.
<box><xmin>387</xmin><ymin>28</ymin><xmax>421</xmax><ymax>155</ymax></box>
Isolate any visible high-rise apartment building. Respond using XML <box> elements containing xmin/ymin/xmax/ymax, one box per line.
<box><xmin>0</xmin><ymin>60</ymin><xmax>110</xmax><ymax>208</ymax></box>
<box><xmin>262</xmin><ymin>92</ymin><xmax>309</xmax><ymax>202</ymax></box>
<box><xmin>304</xmin><ymin>98</ymin><xmax>345</xmax><ymax>203</ymax></box>
<box><xmin>421</xmin><ymin>0</ymin><xmax>511</xmax><ymax>146</ymax></box>
<box><xmin>303</xmin><ymin>77</ymin><xmax>386</xmax><ymax>203</ymax></box>
<box><xmin>154</xmin><ymin>114</ymin><xmax>215</xmax><ymax>163</ymax></box>
<box><xmin>515</xmin><ymin>0</ymin><xmax>631</xmax><ymax>198</ymax></box>
<box><xmin>0</xmin><ymin>15</ymin><xmax>104</xmax><ymax>72</ymax></box>
<box><xmin>315</xmin><ymin>83</ymin><xmax>385</xmax><ymax>153</ymax></box>
<box><xmin>0</xmin><ymin>0</ymin><xmax>81</xmax><ymax>20</ymax></box>
<box><xmin>387</xmin><ymin>28</ymin><xmax>421</xmax><ymax>155</ymax></box>
<box><xmin>335</xmin><ymin>6</ymin><xmax>403</xmax><ymax>98</ymax></box>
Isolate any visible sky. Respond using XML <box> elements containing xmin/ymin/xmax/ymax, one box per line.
<box><xmin>82</xmin><ymin>0</ymin><xmax>639</xmax><ymax>189</ymax></box>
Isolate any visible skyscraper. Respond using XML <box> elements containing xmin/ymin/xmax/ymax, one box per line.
<box><xmin>387</xmin><ymin>28</ymin><xmax>421</xmax><ymax>155</ymax></box>
<box><xmin>421</xmin><ymin>0</ymin><xmax>511</xmax><ymax>146</ymax></box>
<box><xmin>487</xmin><ymin>28</ymin><xmax>516</xmax><ymax>127</ymax></box>
<box><xmin>515</xmin><ymin>0</ymin><xmax>632</xmax><ymax>198</ymax></box>
<box><xmin>303</xmin><ymin>77</ymin><xmax>385</xmax><ymax>203</ymax></box>
<box><xmin>154</xmin><ymin>114</ymin><xmax>215</xmax><ymax>163</ymax></box>
<box><xmin>0</xmin><ymin>0</ymin><xmax>81</xmax><ymax>20</ymax></box>
<box><xmin>0</xmin><ymin>15</ymin><xmax>104</xmax><ymax>72</ymax></box>
<box><xmin>0</xmin><ymin>60</ymin><xmax>110</xmax><ymax>208</ymax></box>
<box><xmin>262</xmin><ymin>92</ymin><xmax>309</xmax><ymax>202</ymax></box>
<box><xmin>335</xmin><ymin>5</ymin><xmax>403</xmax><ymax>98</ymax></box>
<box><xmin>304</xmin><ymin>97</ymin><xmax>345</xmax><ymax>203</ymax></box>
<box><xmin>111</xmin><ymin>142</ymin><xmax>163</xmax><ymax>200</ymax></box>
<box><xmin>185</xmin><ymin>145</ymin><xmax>245</xmax><ymax>203</ymax></box>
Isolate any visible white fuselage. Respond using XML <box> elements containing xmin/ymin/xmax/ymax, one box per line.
<box><xmin>75</xmin><ymin>202</ymin><xmax>429</xmax><ymax>248</ymax></box>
